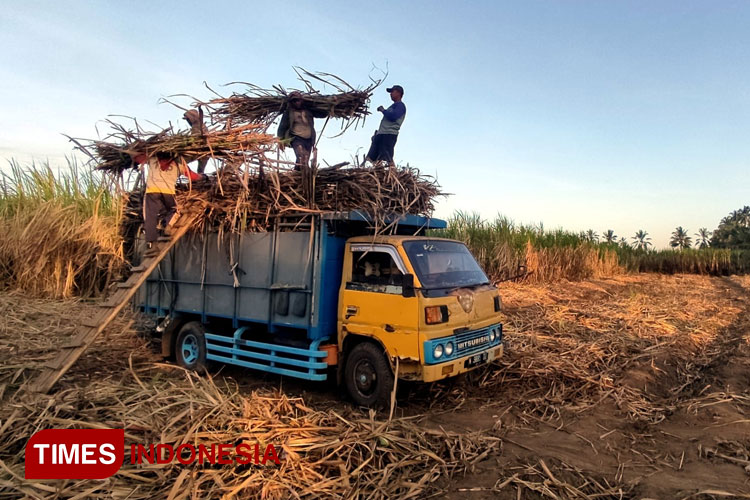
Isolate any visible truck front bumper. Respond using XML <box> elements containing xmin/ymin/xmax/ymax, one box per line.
<box><xmin>420</xmin><ymin>344</ymin><xmax>503</xmax><ymax>382</ymax></box>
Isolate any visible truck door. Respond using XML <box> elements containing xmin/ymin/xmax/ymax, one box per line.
<box><xmin>339</xmin><ymin>244</ymin><xmax>419</xmax><ymax>360</ymax></box>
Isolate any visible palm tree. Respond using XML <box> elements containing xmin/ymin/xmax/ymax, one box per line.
<box><xmin>603</xmin><ymin>229</ymin><xmax>617</xmax><ymax>244</ymax></box>
<box><xmin>586</xmin><ymin>229</ymin><xmax>599</xmax><ymax>243</ymax></box>
<box><xmin>619</xmin><ymin>237</ymin><xmax>629</xmax><ymax>248</ymax></box>
<box><xmin>632</xmin><ymin>230</ymin><xmax>652</xmax><ymax>251</ymax></box>
<box><xmin>730</xmin><ymin>207</ymin><xmax>750</xmax><ymax>226</ymax></box>
<box><xmin>695</xmin><ymin>228</ymin><xmax>710</xmax><ymax>249</ymax></box>
<box><xmin>669</xmin><ymin>226</ymin><xmax>692</xmax><ymax>250</ymax></box>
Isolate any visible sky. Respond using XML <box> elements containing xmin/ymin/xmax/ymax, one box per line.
<box><xmin>1</xmin><ymin>1</ymin><xmax>749</xmax><ymax>248</ymax></box>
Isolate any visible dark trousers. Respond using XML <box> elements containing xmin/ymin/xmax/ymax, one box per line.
<box><xmin>184</xmin><ymin>153</ymin><xmax>208</xmax><ymax>174</ymax></box>
<box><xmin>291</xmin><ymin>136</ymin><xmax>314</xmax><ymax>171</ymax></box>
<box><xmin>144</xmin><ymin>193</ymin><xmax>177</xmax><ymax>243</ymax></box>
<box><xmin>366</xmin><ymin>133</ymin><xmax>398</xmax><ymax>164</ymax></box>
<box><xmin>196</xmin><ymin>157</ymin><xmax>208</xmax><ymax>174</ymax></box>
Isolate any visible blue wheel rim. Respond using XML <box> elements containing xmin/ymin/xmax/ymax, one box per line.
<box><xmin>181</xmin><ymin>334</ymin><xmax>199</xmax><ymax>364</ymax></box>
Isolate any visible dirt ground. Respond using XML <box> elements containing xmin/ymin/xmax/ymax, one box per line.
<box><xmin>435</xmin><ymin>275</ymin><xmax>750</xmax><ymax>499</ymax></box>
<box><xmin>1</xmin><ymin>274</ymin><xmax>749</xmax><ymax>499</ymax></box>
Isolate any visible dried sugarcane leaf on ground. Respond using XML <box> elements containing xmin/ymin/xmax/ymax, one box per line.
<box><xmin>3</xmin><ymin>264</ymin><xmax>750</xmax><ymax>499</ymax></box>
<box><xmin>0</xmin><ymin>295</ymin><xmax>498</xmax><ymax>499</ymax></box>
<box><xmin>429</xmin><ymin>274</ymin><xmax>750</xmax><ymax>499</ymax></box>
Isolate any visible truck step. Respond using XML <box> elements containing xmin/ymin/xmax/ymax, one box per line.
<box><xmin>204</xmin><ymin>332</ymin><xmax>329</xmax><ymax>382</ymax></box>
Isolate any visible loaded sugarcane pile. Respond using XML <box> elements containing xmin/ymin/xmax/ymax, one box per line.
<box><xmin>175</xmin><ymin>163</ymin><xmax>441</xmax><ymax>234</ymax></box>
<box><xmin>71</xmin><ymin>69</ymin><xmax>442</xmax><ymax>235</ymax></box>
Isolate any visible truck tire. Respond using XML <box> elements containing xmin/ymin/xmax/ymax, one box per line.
<box><xmin>175</xmin><ymin>321</ymin><xmax>207</xmax><ymax>371</ymax></box>
<box><xmin>344</xmin><ymin>342</ymin><xmax>394</xmax><ymax>408</ymax></box>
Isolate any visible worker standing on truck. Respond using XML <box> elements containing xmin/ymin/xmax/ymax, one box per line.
<box><xmin>277</xmin><ymin>91</ymin><xmax>328</xmax><ymax>171</ymax></box>
<box><xmin>132</xmin><ymin>152</ymin><xmax>204</xmax><ymax>256</ymax></box>
<box><xmin>183</xmin><ymin>108</ymin><xmax>209</xmax><ymax>174</ymax></box>
<box><xmin>366</xmin><ymin>85</ymin><xmax>406</xmax><ymax>165</ymax></box>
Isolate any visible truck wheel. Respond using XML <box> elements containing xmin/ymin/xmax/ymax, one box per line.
<box><xmin>175</xmin><ymin>321</ymin><xmax>207</xmax><ymax>371</ymax></box>
<box><xmin>344</xmin><ymin>342</ymin><xmax>394</xmax><ymax>408</ymax></box>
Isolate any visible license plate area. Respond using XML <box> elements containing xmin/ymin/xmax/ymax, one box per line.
<box><xmin>464</xmin><ymin>352</ymin><xmax>488</xmax><ymax>368</ymax></box>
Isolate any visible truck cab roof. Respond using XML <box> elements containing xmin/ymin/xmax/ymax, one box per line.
<box><xmin>347</xmin><ymin>234</ymin><xmax>461</xmax><ymax>245</ymax></box>
<box><xmin>321</xmin><ymin>211</ymin><xmax>446</xmax><ymax>237</ymax></box>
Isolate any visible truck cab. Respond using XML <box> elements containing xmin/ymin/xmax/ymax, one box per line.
<box><xmin>140</xmin><ymin>212</ymin><xmax>503</xmax><ymax>408</ymax></box>
<box><xmin>339</xmin><ymin>235</ymin><xmax>503</xmax><ymax>405</ymax></box>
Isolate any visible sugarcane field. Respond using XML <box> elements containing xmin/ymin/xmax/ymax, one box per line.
<box><xmin>3</xmin><ymin>3</ymin><xmax>750</xmax><ymax>500</ymax></box>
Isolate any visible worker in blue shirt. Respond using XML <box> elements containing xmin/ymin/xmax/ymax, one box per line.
<box><xmin>366</xmin><ymin>85</ymin><xmax>406</xmax><ymax>165</ymax></box>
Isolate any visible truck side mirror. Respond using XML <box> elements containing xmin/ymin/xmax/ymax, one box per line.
<box><xmin>402</xmin><ymin>273</ymin><xmax>415</xmax><ymax>298</ymax></box>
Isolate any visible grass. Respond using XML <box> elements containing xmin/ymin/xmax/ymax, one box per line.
<box><xmin>436</xmin><ymin>212</ymin><xmax>750</xmax><ymax>282</ymax></box>
<box><xmin>617</xmin><ymin>246</ymin><xmax>750</xmax><ymax>275</ymax></box>
<box><xmin>0</xmin><ymin>159</ymin><xmax>124</xmax><ymax>298</ymax></box>
<box><xmin>0</xmin><ymin>161</ymin><xmax>747</xmax><ymax>298</ymax></box>
<box><xmin>436</xmin><ymin>211</ymin><xmax>621</xmax><ymax>282</ymax></box>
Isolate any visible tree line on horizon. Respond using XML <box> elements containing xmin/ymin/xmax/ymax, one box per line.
<box><xmin>580</xmin><ymin>206</ymin><xmax>750</xmax><ymax>252</ymax></box>
<box><xmin>440</xmin><ymin>207</ymin><xmax>750</xmax><ymax>282</ymax></box>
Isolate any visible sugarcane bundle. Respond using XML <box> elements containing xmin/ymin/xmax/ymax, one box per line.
<box><xmin>199</xmin><ymin>69</ymin><xmax>380</xmax><ymax>132</ymax></box>
<box><xmin>71</xmin><ymin>124</ymin><xmax>277</xmax><ymax>175</ymax></box>
<box><xmin>207</xmin><ymin>89</ymin><xmax>372</xmax><ymax>127</ymax></box>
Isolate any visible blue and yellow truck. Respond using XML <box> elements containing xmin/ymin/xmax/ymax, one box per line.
<box><xmin>139</xmin><ymin>211</ymin><xmax>503</xmax><ymax>407</ymax></box>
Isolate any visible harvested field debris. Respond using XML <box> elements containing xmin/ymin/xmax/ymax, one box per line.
<box><xmin>423</xmin><ymin>275</ymin><xmax>749</xmax><ymax>424</ymax></box>
<box><xmin>434</xmin><ymin>274</ymin><xmax>750</xmax><ymax>499</ymax></box>
<box><xmin>2</xmin><ymin>275</ymin><xmax>750</xmax><ymax>498</ymax></box>
<box><xmin>489</xmin><ymin>459</ymin><xmax>632</xmax><ymax>499</ymax></box>
<box><xmin>0</xmin><ymin>294</ymin><xmax>497</xmax><ymax>499</ymax></box>
<box><xmin>3</xmin><ymin>274</ymin><xmax>750</xmax><ymax>498</ymax></box>
<box><xmin>1</xmin><ymin>381</ymin><xmax>499</xmax><ymax>499</ymax></box>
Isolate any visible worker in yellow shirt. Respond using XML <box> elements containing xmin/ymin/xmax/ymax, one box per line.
<box><xmin>132</xmin><ymin>152</ymin><xmax>204</xmax><ymax>256</ymax></box>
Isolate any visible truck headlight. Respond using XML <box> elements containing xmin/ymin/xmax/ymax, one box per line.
<box><xmin>433</xmin><ymin>344</ymin><xmax>444</xmax><ymax>359</ymax></box>
<box><xmin>444</xmin><ymin>342</ymin><xmax>454</xmax><ymax>356</ymax></box>
<box><xmin>490</xmin><ymin>329</ymin><xmax>496</xmax><ymax>342</ymax></box>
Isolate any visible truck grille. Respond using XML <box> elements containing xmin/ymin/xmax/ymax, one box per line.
<box><xmin>423</xmin><ymin>323</ymin><xmax>503</xmax><ymax>365</ymax></box>
<box><xmin>454</xmin><ymin>327</ymin><xmax>498</xmax><ymax>356</ymax></box>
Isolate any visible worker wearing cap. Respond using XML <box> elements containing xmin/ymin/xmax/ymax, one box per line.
<box><xmin>366</xmin><ymin>85</ymin><xmax>406</xmax><ymax>165</ymax></box>
<box><xmin>183</xmin><ymin>108</ymin><xmax>209</xmax><ymax>174</ymax></box>
<box><xmin>277</xmin><ymin>91</ymin><xmax>328</xmax><ymax>171</ymax></box>
<box><xmin>132</xmin><ymin>152</ymin><xmax>204</xmax><ymax>256</ymax></box>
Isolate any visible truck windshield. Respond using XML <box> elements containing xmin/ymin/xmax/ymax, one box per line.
<box><xmin>403</xmin><ymin>240</ymin><xmax>489</xmax><ymax>289</ymax></box>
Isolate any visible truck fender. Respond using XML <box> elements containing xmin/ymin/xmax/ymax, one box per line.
<box><xmin>160</xmin><ymin>313</ymin><xmax>186</xmax><ymax>359</ymax></box>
